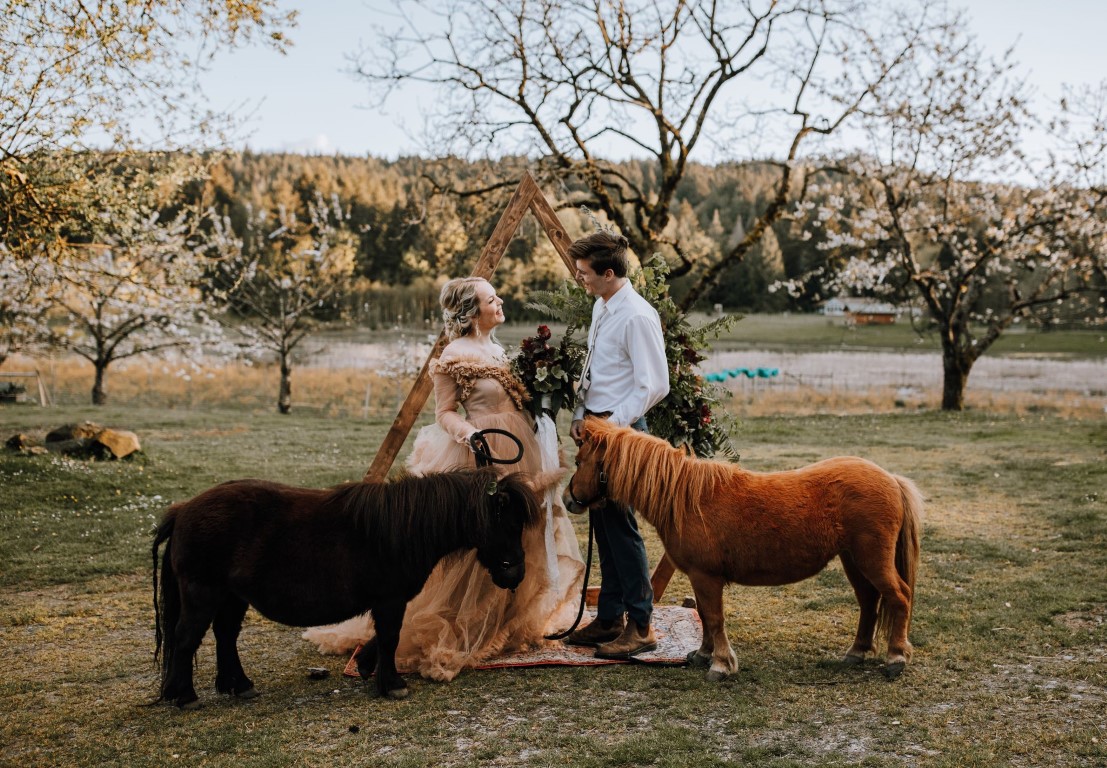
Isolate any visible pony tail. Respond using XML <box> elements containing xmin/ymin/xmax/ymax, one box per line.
<box><xmin>895</xmin><ymin>476</ymin><xmax>923</xmax><ymax>604</ymax></box>
<box><xmin>151</xmin><ymin>511</ymin><xmax>179</xmax><ymax>700</ymax></box>
<box><xmin>876</xmin><ymin>475</ymin><xmax>923</xmax><ymax>658</ymax></box>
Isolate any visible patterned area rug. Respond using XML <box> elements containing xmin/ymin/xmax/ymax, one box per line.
<box><xmin>342</xmin><ymin>605</ymin><xmax>701</xmax><ymax>677</ymax></box>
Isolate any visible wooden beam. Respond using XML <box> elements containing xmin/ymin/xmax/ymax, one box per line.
<box><xmin>527</xmin><ymin>182</ymin><xmax>576</xmax><ymax>273</ymax></box>
<box><xmin>363</xmin><ymin>172</ymin><xmax>541</xmax><ymax>482</ymax></box>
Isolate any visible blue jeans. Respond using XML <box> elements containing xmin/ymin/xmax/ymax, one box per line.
<box><xmin>592</xmin><ymin>416</ymin><xmax>653</xmax><ymax>628</ymax></box>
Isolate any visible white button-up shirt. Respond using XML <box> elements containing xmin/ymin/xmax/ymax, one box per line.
<box><xmin>573</xmin><ymin>281</ymin><xmax>670</xmax><ymax>427</ymax></box>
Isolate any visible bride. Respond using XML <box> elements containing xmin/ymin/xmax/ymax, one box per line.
<box><xmin>303</xmin><ymin>276</ymin><xmax>585</xmax><ymax>681</ymax></box>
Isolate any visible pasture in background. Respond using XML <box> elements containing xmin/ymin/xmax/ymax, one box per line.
<box><xmin>5</xmin><ymin>314</ymin><xmax>1106</xmax><ymax>419</ymax></box>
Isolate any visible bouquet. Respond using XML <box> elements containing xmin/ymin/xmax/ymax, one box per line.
<box><xmin>510</xmin><ymin>324</ymin><xmax>586</xmax><ymax>421</ymax></box>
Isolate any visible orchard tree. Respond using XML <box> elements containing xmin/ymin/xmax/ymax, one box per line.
<box><xmin>209</xmin><ymin>194</ymin><xmax>357</xmax><ymax>414</ymax></box>
<box><xmin>354</xmin><ymin>0</ymin><xmax>947</xmax><ymax>306</ymax></box>
<box><xmin>784</xmin><ymin>27</ymin><xmax>1107</xmax><ymax>410</ymax></box>
<box><xmin>38</xmin><ymin>171</ymin><xmax>224</xmax><ymax>405</ymax></box>
<box><xmin>0</xmin><ymin>249</ymin><xmax>54</xmax><ymax>367</ymax></box>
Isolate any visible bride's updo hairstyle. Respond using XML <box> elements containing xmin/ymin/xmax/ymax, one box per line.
<box><xmin>440</xmin><ymin>276</ymin><xmax>489</xmax><ymax>341</ymax></box>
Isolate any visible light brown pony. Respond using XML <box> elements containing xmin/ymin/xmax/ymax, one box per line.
<box><xmin>566</xmin><ymin>417</ymin><xmax>922</xmax><ymax>681</ymax></box>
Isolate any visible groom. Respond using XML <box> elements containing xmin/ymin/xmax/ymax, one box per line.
<box><xmin>566</xmin><ymin>231</ymin><xmax>670</xmax><ymax>659</ymax></box>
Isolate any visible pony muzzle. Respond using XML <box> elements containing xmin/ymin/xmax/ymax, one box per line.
<box><xmin>490</xmin><ymin>561</ymin><xmax>525</xmax><ymax>590</ymax></box>
<box><xmin>563</xmin><ymin>472</ymin><xmax>606</xmax><ymax>513</ymax></box>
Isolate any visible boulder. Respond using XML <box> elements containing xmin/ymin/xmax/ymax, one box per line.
<box><xmin>93</xmin><ymin>428</ymin><xmax>141</xmax><ymax>459</ymax></box>
<box><xmin>44</xmin><ymin>437</ymin><xmax>96</xmax><ymax>458</ymax></box>
<box><xmin>5</xmin><ymin>433</ymin><xmax>32</xmax><ymax>451</ymax></box>
<box><xmin>7</xmin><ymin>422</ymin><xmax>141</xmax><ymax>460</ymax></box>
<box><xmin>46</xmin><ymin>422</ymin><xmax>103</xmax><ymax>443</ymax></box>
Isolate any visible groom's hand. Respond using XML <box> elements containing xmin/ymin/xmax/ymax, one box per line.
<box><xmin>570</xmin><ymin>419</ymin><xmax>584</xmax><ymax>445</ymax></box>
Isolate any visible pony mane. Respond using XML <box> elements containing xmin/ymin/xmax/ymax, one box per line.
<box><xmin>585</xmin><ymin>418</ymin><xmax>734</xmax><ymax>537</ymax></box>
<box><xmin>325</xmin><ymin>467</ymin><xmax>539</xmax><ymax>572</ymax></box>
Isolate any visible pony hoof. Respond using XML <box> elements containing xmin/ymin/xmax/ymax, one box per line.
<box><xmin>235</xmin><ymin>687</ymin><xmax>259</xmax><ymax>700</ymax></box>
<box><xmin>842</xmin><ymin>654</ymin><xmax>866</xmax><ymax>667</ymax></box>
<box><xmin>884</xmin><ymin>661</ymin><xmax>906</xmax><ymax>680</ymax></box>
<box><xmin>178</xmin><ymin>698</ymin><xmax>201</xmax><ymax>711</ymax></box>
<box><xmin>685</xmin><ymin>651</ymin><xmax>711</xmax><ymax>668</ymax></box>
<box><xmin>705</xmin><ymin>669</ymin><xmax>729</xmax><ymax>683</ymax></box>
<box><xmin>385</xmin><ymin>686</ymin><xmax>410</xmax><ymax>700</ymax></box>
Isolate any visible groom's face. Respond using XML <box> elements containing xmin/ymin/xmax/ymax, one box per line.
<box><xmin>574</xmin><ymin>259</ymin><xmax>614</xmax><ymax>299</ymax></box>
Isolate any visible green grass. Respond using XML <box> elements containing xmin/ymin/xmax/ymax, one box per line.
<box><xmin>0</xmin><ymin>404</ymin><xmax>1105</xmax><ymax>766</ymax></box>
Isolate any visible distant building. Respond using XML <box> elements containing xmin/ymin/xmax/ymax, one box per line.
<box><xmin>819</xmin><ymin>296</ymin><xmax>899</xmax><ymax>325</ymax></box>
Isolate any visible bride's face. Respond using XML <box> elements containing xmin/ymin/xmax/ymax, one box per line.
<box><xmin>473</xmin><ymin>280</ymin><xmax>505</xmax><ymax>333</ymax></box>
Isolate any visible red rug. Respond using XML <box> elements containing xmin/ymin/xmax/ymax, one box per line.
<box><xmin>342</xmin><ymin>605</ymin><xmax>700</xmax><ymax>677</ymax></box>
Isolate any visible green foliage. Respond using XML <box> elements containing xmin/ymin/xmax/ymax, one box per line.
<box><xmin>526</xmin><ymin>260</ymin><xmax>741</xmax><ymax>458</ymax></box>
<box><xmin>634</xmin><ymin>256</ymin><xmax>742</xmax><ymax>458</ymax></box>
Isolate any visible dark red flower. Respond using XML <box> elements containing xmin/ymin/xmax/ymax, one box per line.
<box><xmin>537</xmin><ymin>324</ymin><xmax>552</xmax><ymax>340</ymax></box>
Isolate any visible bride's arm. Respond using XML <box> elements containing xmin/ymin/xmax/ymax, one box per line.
<box><xmin>432</xmin><ymin>369</ymin><xmax>477</xmax><ymax>446</ymax></box>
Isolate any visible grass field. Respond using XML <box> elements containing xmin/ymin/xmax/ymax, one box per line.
<box><xmin>1</xmin><ymin>400</ymin><xmax>1104</xmax><ymax>767</ymax></box>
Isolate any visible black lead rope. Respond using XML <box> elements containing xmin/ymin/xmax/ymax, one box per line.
<box><xmin>543</xmin><ymin>513</ymin><xmax>593</xmax><ymax>641</ymax></box>
<box><xmin>469</xmin><ymin>428</ymin><xmax>524</xmax><ymax>468</ymax></box>
<box><xmin>469</xmin><ymin>427</ymin><xmax>594</xmax><ymax>642</ymax></box>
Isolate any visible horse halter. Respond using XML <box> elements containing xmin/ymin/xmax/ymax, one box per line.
<box><xmin>567</xmin><ymin>457</ymin><xmax>608</xmax><ymax>509</ymax></box>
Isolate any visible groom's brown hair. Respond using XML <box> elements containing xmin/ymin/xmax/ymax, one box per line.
<box><xmin>568</xmin><ymin>231</ymin><xmax>630</xmax><ymax>278</ymax></box>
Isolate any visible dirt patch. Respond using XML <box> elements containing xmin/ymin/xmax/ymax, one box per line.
<box><xmin>1054</xmin><ymin>605</ymin><xmax>1107</xmax><ymax>633</ymax></box>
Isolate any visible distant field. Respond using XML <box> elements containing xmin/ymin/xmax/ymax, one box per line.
<box><xmin>696</xmin><ymin>312</ymin><xmax>1107</xmax><ymax>358</ymax></box>
<box><xmin>5</xmin><ymin>313</ymin><xmax>1104</xmax><ymax>416</ymax></box>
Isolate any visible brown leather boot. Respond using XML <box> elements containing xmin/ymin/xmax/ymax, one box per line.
<box><xmin>565</xmin><ymin>616</ymin><xmax>625</xmax><ymax>647</ymax></box>
<box><xmin>595</xmin><ymin>619</ymin><xmax>657</xmax><ymax>659</ymax></box>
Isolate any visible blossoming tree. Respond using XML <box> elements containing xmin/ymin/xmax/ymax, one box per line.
<box><xmin>783</xmin><ymin>27</ymin><xmax>1107</xmax><ymax>410</ymax></box>
<box><xmin>208</xmin><ymin>193</ymin><xmax>357</xmax><ymax>414</ymax></box>
<box><xmin>37</xmin><ymin>189</ymin><xmax>223</xmax><ymax>405</ymax></box>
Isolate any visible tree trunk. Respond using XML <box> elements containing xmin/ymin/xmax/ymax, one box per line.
<box><xmin>940</xmin><ymin>345</ymin><xmax>971</xmax><ymax>411</ymax></box>
<box><xmin>92</xmin><ymin>361</ymin><xmax>108</xmax><ymax>405</ymax></box>
<box><xmin>278</xmin><ymin>354</ymin><xmax>292</xmax><ymax>414</ymax></box>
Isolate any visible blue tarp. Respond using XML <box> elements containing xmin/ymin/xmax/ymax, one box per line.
<box><xmin>704</xmin><ymin>367</ymin><xmax>780</xmax><ymax>382</ymax></box>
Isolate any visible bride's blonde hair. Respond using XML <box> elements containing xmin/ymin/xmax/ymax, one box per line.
<box><xmin>440</xmin><ymin>277</ymin><xmax>496</xmax><ymax>341</ymax></box>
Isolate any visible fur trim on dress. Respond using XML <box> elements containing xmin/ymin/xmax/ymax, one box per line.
<box><xmin>431</xmin><ymin>356</ymin><xmax>530</xmax><ymax>411</ymax></box>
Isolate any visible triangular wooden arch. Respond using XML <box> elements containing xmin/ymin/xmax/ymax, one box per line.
<box><xmin>362</xmin><ymin>171</ymin><xmax>676</xmax><ymax>600</ymax></box>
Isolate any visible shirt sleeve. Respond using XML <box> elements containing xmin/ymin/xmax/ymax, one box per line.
<box><xmin>609</xmin><ymin>313</ymin><xmax>670</xmax><ymax>427</ymax></box>
<box><xmin>432</xmin><ymin>368</ymin><xmax>477</xmax><ymax>445</ymax></box>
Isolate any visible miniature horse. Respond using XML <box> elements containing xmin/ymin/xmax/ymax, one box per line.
<box><xmin>566</xmin><ymin>418</ymin><xmax>922</xmax><ymax>681</ymax></box>
<box><xmin>152</xmin><ymin>467</ymin><xmax>540</xmax><ymax>708</ymax></box>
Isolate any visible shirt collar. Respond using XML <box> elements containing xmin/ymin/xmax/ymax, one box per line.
<box><xmin>601</xmin><ymin>280</ymin><xmax>633</xmax><ymax>313</ymax></box>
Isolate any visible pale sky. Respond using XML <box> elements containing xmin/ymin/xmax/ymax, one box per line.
<box><xmin>193</xmin><ymin>0</ymin><xmax>1107</xmax><ymax>159</ymax></box>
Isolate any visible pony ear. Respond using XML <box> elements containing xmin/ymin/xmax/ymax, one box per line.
<box><xmin>524</xmin><ymin>467</ymin><xmax>567</xmax><ymax>496</ymax></box>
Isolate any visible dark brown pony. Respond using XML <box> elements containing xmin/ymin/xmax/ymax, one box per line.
<box><xmin>566</xmin><ymin>417</ymin><xmax>922</xmax><ymax>680</ymax></box>
<box><xmin>152</xmin><ymin>467</ymin><xmax>541</xmax><ymax>708</ymax></box>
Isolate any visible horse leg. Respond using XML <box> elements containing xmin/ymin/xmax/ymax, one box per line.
<box><xmin>684</xmin><ymin>574</ymin><xmax>714</xmax><ymax>668</ymax></box>
<box><xmin>851</xmin><ymin>549</ymin><xmax>914</xmax><ymax>679</ymax></box>
<box><xmin>355</xmin><ymin>639</ymin><xmax>379</xmax><ymax>680</ymax></box>
<box><xmin>839</xmin><ymin>551</ymin><xmax>879</xmax><ymax>666</ymax></box>
<box><xmin>212</xmin><ymin>596</ymin><xmax>257</xmax><ymax>699</ymax></box>
<box><xmin>163</xmin><ymin>581</ymin><xmax>217</xmax><ymax>709</ymax></box>
<box><xmin>369</xmin><ymin>601</ymin><xmax>409</xmax><ymax>700</ymax></box>
<box><xmin>687</xmin><ymin>572</ymin><xmax>736</xmax><ymax>682</ymax></box>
